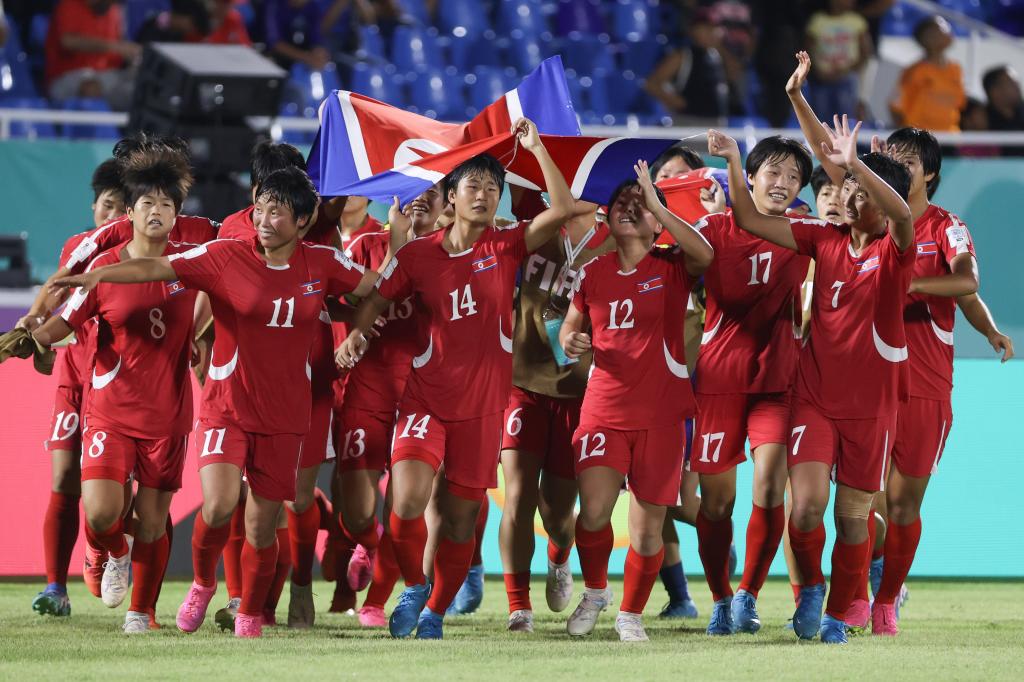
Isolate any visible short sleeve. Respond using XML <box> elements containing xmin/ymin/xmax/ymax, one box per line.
<box><xmin>694</xmin><ymin>213</ymin><xmax>725</xmax><ymax>250</ymax></box>
<box><xmin>939</xmin><ymin>216</ymin><xmax>975</xmax><ymax>261</ymax></box>
<box><xmin>570</xmin><ymin>258</ymin><xmax>594</xmax><ymax>313</ymax></box>
<box><xmin>505</xmin><ymin>221</ymin><xmax>530</xmax><ymax>259</ymax></box>
<box><xmin>60</xmin><ymin>257</ymin><xmax>104</xmax><ymax>328</ymax></box>
<box><xmin>167</xmin><ymin>240</ymin><xmax>237</xmax><ymax>292</ymax></box>
<box><xmin>789</xmin><ymin>217</ymin><xmax>831</xmax><ymax>258</ymax></box>
<box><xmin>376</xmin><ymin>248</ymin><xmax>414</xmax><ymax>302</ymax></box>
<box><xmin>345</xmin><ymin>233</ymin><xmax>373</xmax><ymax>268</ymax></box>
<box><xmin>63</xmin><ymin>220</ymin><xmax>133</xmax><ymax>273</ymax></box>
<box><xmin>320</xmin><ymin>247</ymin><xmax>366</xmax><ymax>296</ymax></box>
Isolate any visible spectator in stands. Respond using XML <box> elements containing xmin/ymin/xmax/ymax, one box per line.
<box><xmin>748</xmin><ymin>0</ymin><xmax>807</xmax><ymax>127</ymax></box>
<box><xmin>961</xmin><ymin>97</ymin><xmax>988</xmax><ymax>132</ymax></box>
<box><xmin>889</xmin><ymin>16</ymin><xmax>964</xmax><ymax>132</ymax></box>
<box><xmin>44</xmin><ymin>0</ymin><xmax>139</xmax><ymax>110</ymax></box>
<box><xmin>265</xmin><ymin>0</ymin><xmax>329</xmax><ymax>70</ymax></box>
<box><xmin>135</xmin><ymin>0</ymin><xmax>210</xmax><ymax>43</ymax></box>
<box><xmin>983</xmin><ymin>65</ymin><xmax>1024</xmax><ymax>131</ymax></box>
<box><xmin>644</xmin><ymin>8</ymin><xmax>729</xmax><ymax>125</ymax></box>
<box><xmin>204</xmin><ymin>0</ymin><xmax>252</xmax><ymax>45</ymax></box>
<box><xmin>804</xmin><ymin>0</ymin><xmax>871</xmax><ymax>119</ymax></box>
<box><xmin>855</xmin><ymin>0</ymin><xmax>895</xmax><ymax>53</ymax></box>
<box><xmin>707</xmin><ymin>0</ymin><xmax>756</xmax><ymax>115</ymax></box>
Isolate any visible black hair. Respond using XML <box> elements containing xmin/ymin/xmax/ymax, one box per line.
<box><xmin>607</xmin><ymin>179</ymin><xmax>667</xmax><ymax>213</ymax></box>
<box><xmin>250</xmin><ymin>141</ymin><xmax>307</xmax><ymax>190</ymax></box>
<box><xmin>650</xmin><ymin>145</ymin><xmax>705</xmax><ymax>179</ymax></box>
<box><xmin>745</xmin><ymin>136</ymin><xmax>812</xmax><ymax>187</ymax></box>
<box><xmin>886</xmin><ymin>127</ymin><xmax>942</xmax><ymax>199</ymax></box>
<box><xmin>913</xmin><ymin>16</ymin><xmax>943</xmax><ymax>46</ymax></box>
<box><xmin>982</xmin><ymin>65</ymin><xmax>1016</xmax><ymax>95</ymax></box>
<box><xmin>121</xmin><ymin>148</ymin><xmax>194</xmax><ymax>211</ymax></box>
<box><xmin>444</xmin><ymin>153</ymin><xmax>505</xmax><ymax>199</ymax></box>
<box><xmin>809</xmin><ymin>165</ymin><xmax>836</xmax><ymax>198</ymax></box>
<box><xmin>91</xmin><ymin>158</ymin><xmax>125</xmax><ymax>202</ymax></box>
<box><xmin>254</xmin><ymin>167</ymin><xmax>319</xmax><ymax>224</ymax></box>
<box><xmin>856</xmin><ymin>152</ymin><xmax>912</xmax><ymax>203</ymax></box>
<box><xmin>113</xmin><ymin>132</ymin><xmax>191</xmax><ymax>164</ymax></box>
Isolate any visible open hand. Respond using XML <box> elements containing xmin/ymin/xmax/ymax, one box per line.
<box><xmin>633</xmin><ymin>159</ymin><xmax>662</xmax><ymax>211</ymax></box>
<box><xmin>819</xmin><ymin>114</ymin><xmax>862</xmax><ymax>170</ymax></box>
<box><xmin>785</xmin><ymin>51</ymin><xmax>811</xmax><ymax>96</ymax></box>
<box><xmin>50</xmin><ymin>270</ymin><xmax>100</xmax><ymax>295</ymax></box>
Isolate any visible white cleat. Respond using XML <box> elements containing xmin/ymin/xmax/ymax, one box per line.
<box><xmin>123</xmin><ymin>610</ymin><xmax>150</xmax><ymax>634</ymax></box>
<box><xmin>566</xmin><ymin>587</ymin><xmax>612</xmax><ymax>637</ymax></box>
<box><xmin>614</xmin><ymin>611</ymin><xmax>649</xmax><ymax>642</ymax></box>
<box><xmin>546</xmin><ymin>560</ymin><xmax>574</xmax><ymax>613</ymax></box>
<box><xmin>101</xmin><ymin>536</ymin><xmax>133</xmax><ymax>608</ymax></box>
<box><xmin>508</xmin><ymin>609</ymin><xmax>534</xmax><ymax>633</ymax></box>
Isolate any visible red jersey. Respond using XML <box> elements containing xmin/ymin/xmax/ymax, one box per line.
<box><xmin>571</xmin><ymin>247</ymin><xmax>697</xmax><ymax>429</ymax></box>
<box><xmin>65</xmin><ymin>215</ymin><xmax>220</xmax><ymax>275</ymax></box>
<box><xmin>45</xmin><ymin>0</ymin><xmax>124</xmax><ymax>84</ymax></box>
<box><xmin>904</xmin><ymin>205</ymin><xmax>975</xmax><ymax>399</ymax></box>
<box><xmin>220</xmin><ymin>205</ymin><xmax>335</xmax><ymax>247</ymax></box>
<box><xmin>55</xmin><ymin>231</ymin><xmax>96</xmax><ymax>391</ymax></box>
<box><xmin>376</xmin><ymin>223</ymin><xmax>528</xmax><ymax>421</ymax></box>
<box><xmin>791</xmin><ymin>218</ymin><xmax>915</xmax><ymax>419</ymax></box>
<box><xmin>340</xmin><ymin>215</ymin><xmax>382</xmax><ymax>250</ymax></box>
<box><xmin>168</xmin><ymin>238</ymin><xmax>365</xmax><ymax>434</ymax></box>
<box><xmin>696</xmin><ymin>211</ymin><xmax>810</xmax><ymax>394</ymax></box>
<box><xmin>61</xmin><ymin>243</ymin><xmax>198</xmax><ymax>438</ymax></box>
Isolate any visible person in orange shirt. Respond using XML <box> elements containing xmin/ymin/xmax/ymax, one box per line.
<box><xmin>891</xmin><ymin>16</ymin><xmax>966</xmax><ymax>132</ymax></box>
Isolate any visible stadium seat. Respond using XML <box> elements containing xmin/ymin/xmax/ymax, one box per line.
<box><xmin>0</xmin><ymin>50</ymin><xmax>38</xmax><ymax>99</ymax></box>
<box><xmin>554</xmin><ymin>0</ymin><xmax>607</xmax><ymax>37</ymax></box>
<box><xmin>465</xmin><ymin>68</ymin><xmax>511</xmax><ymax>117</ymax></box>
<box><xmin>355</xmin><ymin>25</ymin><xmax>387</xmax><ymax>63</ymax></box>
<box><xmin>606</xmin><ymin>71</ymin><xmax>646</xmax><ymax>116</ymax></box>
<box><xmin>620</xmin><ymin>40</ymin><xmax>663</xmax><ymax>78</ymax></box>
<box><xmin>446</xmin><ymin>33</ymin><xmax>505</xmax><ymax>74</ymax></box>
<box><xmin>59</xmin><ymin>98</ymin><xmax>120</xmax><ymax>140</ymax></box>
<box><xmin>350</xmin><ymin>64</ymin><xmax>404</xmax><ymax>105</ymax></box>
<box><xmin>498</xmin><ymin>0</ymin><xmax>551</xmax><ymax>42</ymax></box>
<box><xmin>880</xmin><ymin>2</ymin><xmax>929</xmax><ymax>37</ymax></box>
<box><xmin>399</xmin><ymin>0</ymin><xmax>431</xmax><ymax>25</ymax></box>
<box><xmin>124</xmin><ymin>0</ymin><xmax>171</xmax><ymax>41</ymax></box>
<box><xmin>507</xmin><ymin>38</ymin><xmax>545</xmax><ymax>75</ymax></box>
<box><xmin>611</xmin><ymin>0</ymin><xmax>654</xmax><ymax>43</ymax></box>
<box><xmin>438</xmin><ymin>0</ymin><xmax>490</xmax><ymax>37</ymax></box>
<box><xmin>0</xmin><ymin>97</ymin><xmax>57</xmax><ymax>139</ymax></box>
<box><xmin>559</xmin><ymin>34</ymin><xmax>615</xmax><ymax>75</ymax></box>
<box><xmin>391</xmin><ymin>26</ymin><xmax>444</xmax><ymax>74</ymax></box>
<box><xmin>408</xmin><ymin>69</ymin><xmax>463</xmax><ymax>121</ymax></box>
<box><xmin>938</xmin><ymin>0</ymin><xmax>986</xmax><ymax>22</ymax></box>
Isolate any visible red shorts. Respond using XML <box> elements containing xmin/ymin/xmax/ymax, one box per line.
<box><xmin>335</xmin><ymin>406</ymin><xmax>394</xmax><ymax>473</ymax></box>
<box><xmin>892</xmin><ymin>397</ymin><xmax>952</xmax><ymax>478</ymax></box>
<box><xmin>691</xmin><ymin>392</ymin><xmax>790</xmax><ymax>474</ymax></box>
<box><xmin>81</xmin><ymin>425</ymin><xmax>188</xmax><ymax>491</ymax></box>
<box><xmin>572</xmin><ymin>421</ymin><xmax>686</xmax><ymax>506</ymax></box>
<box><xmin>299</xmin><ymin>392</ymin><xmax>336</xmax><ymax>469</ymax></box>
<box><xmin>45</xmin><ymin>386</ymin><xmax>83</xmax><ymax>452</ymax></box>
<box><xmin>787</xmin><ymin>399</ymin><xmax>896</xmax><ymax>492</ymax></box>
<box><xmin>500</xmin><ymin>386</ymin><xmax>580</xmax><ymax>480</ymax></box>
<box><xmin>194</xmin><ymin>420</ymin><xmax>303</xmax><ymax>502</ymax></box>
<box><xmin>391</xmin><ymin>401</ymin><xmax>504</xmax><ymax>490</ymax></box>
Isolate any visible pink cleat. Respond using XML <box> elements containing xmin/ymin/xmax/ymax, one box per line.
<box><xmin>845</xmin><ymin>598</ymin><xmax>870</xmax><ymax>633</ymax></box>
<box><xmin>871</xmin><ymin>602</ymin><xmax>899</xmax><ymax>636</ymax></box>
<box><xmin>347</xmin><ymin>544</ymin><xmax>377</xmax><ymax>592</ymax></box>
<box><xmin>235</xmin><ymin>612</ymin><xmax>263</xmax><ymax>638</ymax></box>
<box><xmin>176</xmin><ymin>581</ymin><xmax>217</xmax><ymax>633</ymax></box>
<box><xmin>357</xmin><ymin>605</ymin><xmax>387</xmax><ymax>627</ymax></box>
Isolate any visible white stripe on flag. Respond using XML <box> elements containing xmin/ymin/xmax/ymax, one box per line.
<box><xmin>393</xmin><ymin>164</ymin><xmax>446</xmax><ymax>184</ymax></box>
<box><xmin>505</xmin><ymin>88</ymin><xmax>524</xmax><ymax>124</ymax></box>
<box><xmin>570</xmin><ymin>137</ymin><xmax>623</xmax><ymax>199</ymax></box>
<box><xmin>337</xmin><ymin>91</ymin><xmax>372</xmax><ymax>180</ymax></box>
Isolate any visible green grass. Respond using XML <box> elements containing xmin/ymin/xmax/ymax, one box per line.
<box><xmin>1</xmin><ymin>578</ymin><xmax>1022</xmax><ymax>681</ymax></box>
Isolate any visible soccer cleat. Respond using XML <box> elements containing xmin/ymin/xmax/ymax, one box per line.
<box><xmin>845</xmin><ymin>598</ymin><xmax>870</xmax><ymax>633</ymax></box>
<box><xmin>566</xmin><ymin>587</ymin><xmax>612</xmax><ymax>637</ymax></box>
<box><xmin>389</xmin><ymin>583</ymin><xmax>431</xmax><ymax>638</ymax></box>
<box><xmin>32</xmin><ymin>585</ymin><xmax>71</xmax><ymax>617</ymax></box>
<box><xmin>214</xmin><ymin>597</ymin><xmax>240</xmax><ymax>632</ymax></box>
<box><xmin>871</xmin><ymin>602</ymin><xmax>899</xmax><ymax>636</ymax></box>
<box><xmin>507</xmin><ymin>609</ymin><xmax>534</xmax><ymax>633</ymax></box>
<box><xmin>546</xmin><ymin>560</ymin><xmax>574</xmax><ymax>613</ymax></box>
<box><xmin>447</xmin><ymin>564</ymin><xmax>484</xmax><ymax>615</ymax></box>
<box><xmin>658</xmin><ymin>598</ymin><xmax>699</xmax><ymax>619</ymax></box>
<box><xmin>820</xmin><ymin>614</ymin><xmax>848</xmax><ymax>644</ymax></box>
<box><xmin>83</xmin><ymin>543</ymin><xmax>108</xmax><ymax>598</ymax></box>
<box><xmin>176</xmin><ymin>581</ymin><xmax>217</xmax><ymax>633</ymax></box>
<box><xmin>357</xmin><ymin>605</ymin><xmax>387</xmax><ymax>627</ymax></box>
<box><xmin>287</xmin><ymin>582</ymin><xmax>315</xmax><ymax>629</ymax></box>
<box><xmin>100</xmin><ymin>539</ymin><xmax>133</xmax><ymax>608</ymax></box>
<box><xmin>706</xmin><ymin>597</ymin><xmax>734</xmax><ymax>635</ymax></box>
<box><xmin>614</xmin><ymin>611</ymin><xmax>649</xmax><ymax>642</ymax></box>
<box><xmin>731</xmin><ymin>590</ymin><xmax>761</xmax><ymax>634</ymax></box>
<box><xmin>234</xmin><ymin>612</ymin><xmax>262</xmax><ymax>638</ymax></box>
<box><xmin>415</xmin><ymin>608</ymin><xmax>444</xmax><ymax>639</ymax></box>
<box><xmin>347</xmin><ymin>544</ymin><xmax>376</xmax><ymax>593</ymax></box>
<box><xmin>792</xmin><ymin>584</ymin><xmax>826</xmax><ymax>640</ymax></box>
<box><xmin>123</xmin><ymin>610</ymin><xmax>150</xmax><ymax>634</ymax></box>
<box><xmin>869</xmin><ymin>557</ymin><xmax>884</xmax><ymax>599</ymax></box>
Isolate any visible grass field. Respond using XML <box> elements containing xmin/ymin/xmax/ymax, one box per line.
<box><xmin>2</xmin><ymin>578</ymin><xmax>1022</xmax><ymax>681</ymax></box>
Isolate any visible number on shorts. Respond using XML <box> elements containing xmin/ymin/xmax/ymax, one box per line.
<box><xmin>699</xmin><ymin>432</ymin><xmax>725</xmax><ymax>463</ymax></box>
<box><xmin>830</xmin><ymin>281</ymin><xmax>845</xmax><ymax>309</ymax></box>
<box><xmin>149</xmin><ymin>307</ymin><xmax>166</xmax><ymax>339</ymax></box>
<box><xmin>608</xmin><ymin>299</ymin><xmax>635</xmax><ymax>330</ymax></box>
<box><xmin>87</xmin><ymin>431</ymin><xmax>107</xmax><ymax>458</ymax></box>
<box><xmin>200</xmin><ymin>427</ymin><xmax>226</xmax><ymax>456</ymax></box>
<box><xmin>50</xmin><ymin>410</ymin><xmax>80</xmax><ymax>443</ymax></box>
<box><xmin>790</xmin><ymin>425</ymin><xmax>807</xmax><ymax>456</ymax></box>
<box><xmin>506</xmin><ymin>408</ymin><xmax>523</xmax><ymax>437</ymax></box>
<box><xmin>578</xmin><ymin>432</ymin><xmax>606</xmax><ymax>461</ymax></box>
<box><xmin>399</xmin><ymin>414</ymin><xmax>431</xmax><ymax>440</ymax></box>
<box><xmin>342</xmin><ymin>428</ymin><xmax>367</xmax><ymax>459</ymax></box>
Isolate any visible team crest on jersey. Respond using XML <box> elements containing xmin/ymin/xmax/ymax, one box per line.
<box><xmin>301</xmin><ymin>280</ymin><xmax>322</xmax><ymax>296</ymax></box>
<box><xmin>637</xmin><ymin>276</ymin><xmax>663</xmax><ymax>293</ymax></box>
<box><xmin>917</xmin><ymin>241</ymin><xmax>938</xmax><ymax>256</ymax></box>
<box><xmin>856</xmin><ymin>255</ymin><xmax>880</xmax><ymax>274</ymax></box>
<box><xmin>472</xmin><ymin>255</ymin><xmax>498</xmax><ymax>274</ymax></box>
<box><xmin>166</xmin><ymin>280</ymin><xmax>186</xmax><ymax>296</ymax></box>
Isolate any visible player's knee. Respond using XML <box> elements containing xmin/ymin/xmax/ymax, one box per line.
<box><xmin>631</xmin><ymin>530</ymin><xmax>663</xmax><ymax>556</ymax></box>
<box><xmin>790</xmin><ymin>500</ymin><xmax>826</xmax><ymax>530</ymax></box>
<box><xmin>202</xmin><ymin>500</ymin><xmax>237</xmax><ymax>528</ymax></box>
<box><xmin>886</xmin><ymin>498</ymin><xmax>921</xmax><ymax>526</ymax></box>
<box><xmin>51</xmin><ymin>464</ymin><xmax>81</xmax><ymax>495</ymax></box>
<box><xmin>700</xmin><ymin>493</ymin><xmax>735</xmax><ymax>521</ymax></box>
<box><xmin>85</xmin><ymin>507</ymin><xmax>120</xmax><ymax>535</ymax></box>
<box><xmin>135</xmin><ymin>516</ymin><xmax>167</xmax><ymax>543</ymax></box>
<box><xmin>577</xmin><ymin>506</ymin><xmax>613</xmax><ymax>532</ymax></box>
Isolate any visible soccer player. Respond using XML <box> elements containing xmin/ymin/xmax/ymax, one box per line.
<box><xmin>336</xmin><ymin>195</ymin><xmax>383</xmax><ymax>249</ymax></box>
<box><xmin>559</xmin><ymin>162</ymin><xmax>712</xmax><ymax>642</ymax></box>
<box><xmin>54</xmin><ymin>167</ymin><xmax>377</xmax><ymax>638</ymax></box>
<box><xmin>710</xmin><ymin>118</ymin><xmax>915</xmax><ymax>645</ymax></box>
<box><xmin>336</xmin><ymin>118</ymin><xmax>574</xmax><ymax>639</ymax></box>
<box><xmin>24</xmin><ymin>149</ymin><xmax>197</xmax><ymax>633</ymax></box>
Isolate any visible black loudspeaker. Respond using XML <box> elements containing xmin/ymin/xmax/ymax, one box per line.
<box><xmin>0</xmin><ymin>233</ymin><xmax>31</xmax><ymax>287</ymax></box>
<box><xmin>130</xmin><ymin>108</ymin><xmax>267</xmax><ymax>175</ymax></box>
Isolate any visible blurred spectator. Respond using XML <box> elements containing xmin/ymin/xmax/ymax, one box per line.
<box><xmin>983</xmin><ymin>66</ymin><xmax>1024</xmax><ymax>131</ymax></box>
<box><xmin>644</xmin><ymin>8</ymin><xmax>729</xmax><ymax>124</ymax></box>
<box><xmin>890</xmin><ymin>17</ymin><xmax>964</xmax><ymax>132</ymax></box>
<box><xmin>855</xmin><ymin>0</ymin><xmax>894</xmax><ymax>52</ymax></box>
<box><xmin>265</xmin><ymin>0</ymin><xmax>329</xmax><ymax>70</ymax></box>
<box><xmin>320</xmin><ymin>0</ymin><xmax>380</xmax><ymax>57</ymax></box>
<box><xmin>707</xmin><ymin>0</ymin><xmax>755</xmax><ymax>115</ymax></box>
<box><xmin>805</xmin><ymin>0</ymin><xmax>871</xmax><ymax>119</ymax></box>
<box><xmin>748</xmin><ymin>0</ymin><xmax>808</xmax><ymax>127</ymax></box>
<box><xmin>0</xmin><ymin>2</ymin><xmax>8</xmax><ymax>48</ymax></box>
<box><xmin>961</xmin><ymin>97</ymin><xmax>988</xmax><ymax>132</ymax></box>
<box><xmin>204</xmin><ymin>0</ymin><xmax>252</xmax><ymax>45</ymax></box>
<box><xmin>135</xmin><ymin>0</ymin><xmax>210</xmax><ymax>43</ymax></box>
<box><xmin>44</xmin><ymin>0</ymin><xmax>139</xmax><ymax>109</ymax></box>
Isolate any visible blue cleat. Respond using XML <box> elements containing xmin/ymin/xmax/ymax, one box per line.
<box><xmin>731</xmin><ymin>589</ymin><xmax>761</xmax><ymax>633</ymax></box>
<box><xmin>447</xmin><ymin>564</ymin><xmax>484</xmax><ymax>615</ymax></box>
<box><xmin>869</xmin><ymin>557</ymin><xmax>884</xmax><ymax>600</ymax></box>
<box><xmin>389</xmin><ymin>583</ymin><xmax>431</xmax><ymax>638</ymax></box>
<box><xmin>820</xmin><ymin>614</ymin><xmax>848</xmax><ymax>644</ymax></box>
<box><xmin>415</xmin><ymin>608</ymin><xmax>444</xmax><ymax>639</ymax></box>
<box><xmin>706</xmin><ymin>597</ymin><xmax>734</xmax><ymax>635</ymax></box>
<box><xmin>32</xmin><ymin>584</ymin><xmax>71</xmax><ymax>617</ymax></box>
<box><xmin>792</xmin><ymin>584</ymin><xmax>825</xmax><ymax>640</ymax></box>
<box><xmin>658</xmin><ymin>598</ymin><xmax>699</xmax><ymax>619</ymax></box>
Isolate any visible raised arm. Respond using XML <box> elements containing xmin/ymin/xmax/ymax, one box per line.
<box><xmin>635</xmin><ymin>159</ymin><xmax>714</xmax><ymax>276</ymax></box>
<box><xmin>909</xmin><ymin>253</ymin><xmax>979</xmax><ymax>297</ymax></box>
<box><xmin>514</xmin><ymin>118</ymin><xmax>574</xmax><ymax>253</ymax></box>
<box><xmin>51</xmin><ymin>257</ymin><xmax>177</xmax><ymax>293</ymax></box>
<box><xmin>559</xmin><ymin>303</ymin><xmax>591</xmax><ymax>360</ymax></box>
<box><xmin>708</xmin><ymin>130</ymin><xmax>798</xmax><ymax>250</ymax></box>
<box><xmin>957</xmin><ymin>293</ymin><xmax>1014</xmax><ymax>362</ymax></box>
<box><xmin>786</xmin><ymin>51</ymin><xmax>845</xmax><ymax>186</ymax></box>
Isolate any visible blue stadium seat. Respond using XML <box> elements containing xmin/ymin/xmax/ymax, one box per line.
<box><xmin>391</xmin><ymin>26</ymin><xmax>444</xmax><ymax>73</ymax></box>
<box><xmin>507</xmin><ymin>38</ymin><xmax>545</xmax><ymax>75</ymax></box>
<box><xmin>0</xmin><ymin>43</ymin><xmax>38</xmax><ymax>99</ymax></box>
<box><xmin>408</xmin><ymin>69</ymin><xmax>463</xmax><ymax>121</ymax></box>
<box><xmin>438</xmin><ymin>0</ymin><xmax>490</xmax><ymax>36</ymax></box>
<box><xmin>350</xmin><ymin>64</ymin><xmax>404</xmax><ymax>105</ymax></box>
<box><xmin>399</xmin><ymin>0</ymin><xmax>431</xmax><ymax>25</ymax></box>
<box><xmin>466</xmin><ymin>68</ymin><xmax>511</xmax><ymax>117</ymax></box>
<box><xmin>880</xmin><ymin>2</ymin><xmax>929</xmax><ymax>37</ymax></box>
<box><xmin>554</xmin><ymin>0</ymin><xmax>607</xmax><ymax>38</ymax></box>
<box><xmin>611</xmin><ymin>0</ymin><xmax>654</xmax><ymax>43</ymax></box>
<box><xmin>355</xmin><ymin>25</ymin><xmax>387</xmax><ymax>63</ymax></box>
<box><xmin>605</xmin><ymin>71</ymin><xmax>645</xmax><ymax>116</ymax></box>
<box><xmin>29</xmin><ymin>14</ymin><xmax>50</xmax><ymax>53</ymax></box>
<box><xmin>620</xmin><ymin>40</ymin><xmax>663</xmax><ymax>78</ymax></box>
<box><xmin>559</xmin><ymin>34</ymin><xmax>615</xmax><ymax>75</ymax></box>
<box><xmin>60</xmin><ymin>98</ymin><xmax>120</xmax><ymax>140</ymax></box>
<box><xmin>446</xmin><ymin>33</ymin><xmax>505</xmax><ymax>74</ymax></box>
<box><xmin>938</xmin><ymin>0</ymin><xmax>986</xmax><ymax>22</ymax></box>
<box><xmin>124</xmin><ymin>0</ymin><xmax>171</xmax><ymax>41</ymax></box>
<box><xmin>498</xmin><ymin>1</ymin><xmax>551</xmax><ymax>41</ymax></box>
<box><xmin>0</xmin><ymin>97</ymin><xmax>57</xmax><ymax>139</ymax></box>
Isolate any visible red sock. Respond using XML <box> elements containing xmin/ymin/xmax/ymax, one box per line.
<box><xmin>389</xmin><ymin>511</ymin><xmax>427</xmax><ymax>587</ymax></box>
<box><xmin>787</xmin><ymin>519</ymin><xmax>825</xmax><ymax>586</ymax></box>
<box><xmin>425</xmin><ymin>536</ymin><xmax>476</xmax><ymax>613</ymax></box>
<box><xmin>471</xmin><ymin>501</ymin><xmax>489</xmax><ymax>566</ymax></box>
<box><xmin>129</xmin><ymin>534</ymin><xmax>169</xmax><ymax>612</ymax></box>
<box><xmin>574</xmin><ymin>519</ymin><xmax>613</xmax><ymax>590</ymax></box>
<box><xmin>286</xmin><ymin>503</ymin><xmax>320</xmax><ymax>586</ymax></box>
<box><xmin>825</xmin><ymin>538</ymin><xmax>870</xmax><ymax>620</ymax></box>
<box><xmin>43</xmin><ymin>492</ymin><xmax>80</xmax><ymax>586</ymax></box>
<box><xmin>547</xmin><ymin>539</ymin><xmax>571</xmax><ymax>565</ymax></box>
<box><xmin>621</xmin><ymin>546</ymin><xmax>665</xmax><ymax>614</ymax></box>
<box><xmin>223</xmin><ymin>503</ymin><xmax>245</xmax><ymax>598</ymax></box>
<box><xmin>738</xmin><ymin>504</ymin><xmax>785</xmax><ymax>598</ymax></box>
<box><xmin>342</xmin><ymin>516</ymin><xmax>381</xmax><ymax>551</ymax></box>
<box><xmin>504</xmin><ymin>572</ymin><xmax>531</xmax><ymax>613</ymax></box>
<box><xmin>854</xmin><ymin>516</ymin><xmax>877</xmax><ymax>603</ymax></box>
<box><xmin>191</xmin><ymin>512</ymin><xmax>231</xmax><ymax>589</ymax></box>
<box><xmin>154</xmin><ymin>514</ymin><xmax>174</xmax><ymax>608</ymax></box>
<box><xmin>696</xmin><ymin>510</ymin><xmax>734</xmax><ymax>601</ymax></box>
<box><xmin>85</xmin><ymin>518</ymin><xmax>128</xmax><ymax>557</ymax></box>
<box><xmin>791</xmin><ymin>583</ymin><xmax>802</xmax><ymax>604</ymax></box>
<box><xmin>239</xmin><ymin>539</ymin><xmax>278</xmax><ymax>617</ymax></box>
<box><xmin>314</xmin><ymin>488</ymin><xmax>333</xmax><ymax>531</ymax></box>
<box><xmin>264</xmin><ymin>527</ymin><xmax>292</xmax><ymax>613</ymax></box>
<box><xmin>363</xmin><ymin>533</ymin><xmax>400</xmax><ymax>610</ymax></box>
<box><xmin>875</xmin><ymin>518</ymin><xmax>922</xmax><ymax>605</ymax></box>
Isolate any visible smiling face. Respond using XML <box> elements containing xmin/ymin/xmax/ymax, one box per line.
<box><xmin>407</xmin><ymin>184</ymin><xmax>445</xmax><ymax>233</ymax></box>
<box><xmin>748</xmin><ymin>154</ymin><xmax>803</xmax><ymax>215</ymax></box>
<box><xmin>128</xmin><ymin>191</ymin><xmax>176</xmax><ymax>240</ymax></box>
<box><xmin>815</xmin><ymin>183</ymin><xmax>842</xmax><ymax>223</ymax></box>
<box><xmin>607</xmin><ymin>185</ymin><xmax>660</xmax><ymax>242</ymax></box>
<box><xmin>449</xmin><ymin>171</ymin><xmax>501</xmax><ymax>226</ymax></box>
<box><xmin>253</xmin><ymin>196</ymin><xmax>306</xmax><ymax>250</ymax></box>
